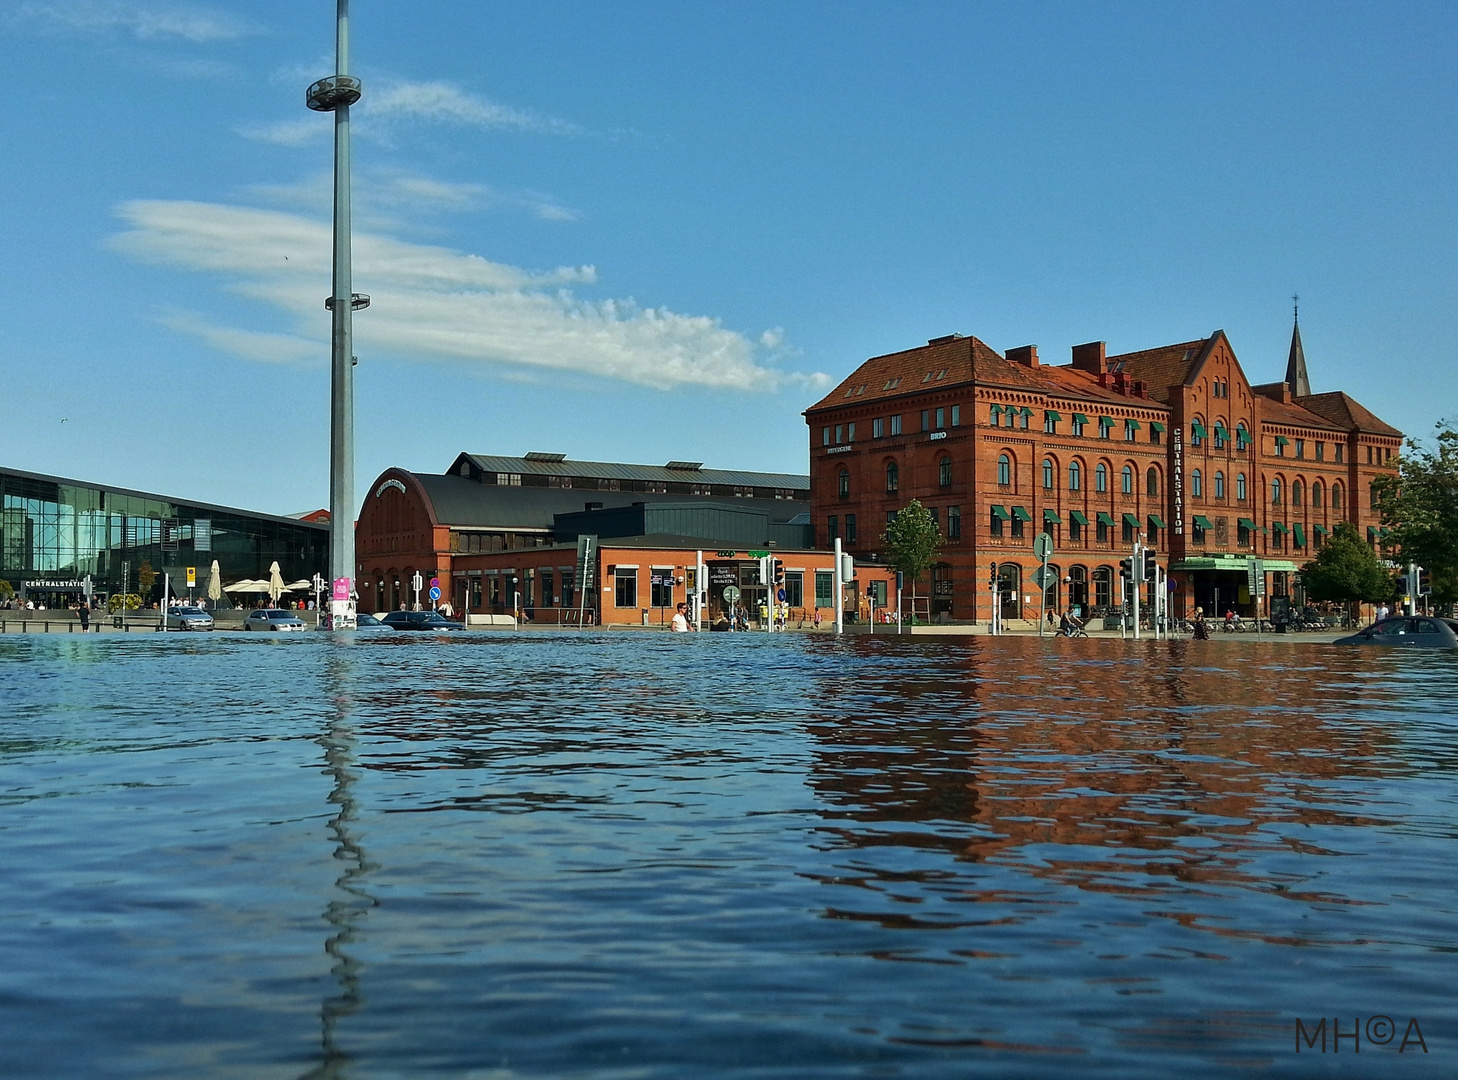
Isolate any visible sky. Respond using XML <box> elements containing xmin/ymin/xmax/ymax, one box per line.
<box><xmin>0</xmin><ymin>1</ymin><xmax>1453</xmax><ymax>517</ymax></box>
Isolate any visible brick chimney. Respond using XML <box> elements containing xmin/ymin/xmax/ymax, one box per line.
<box><xmin>1007</xmin><ymin>344</ymin><xmax>1039</xmax><ymax>368</ymax></box>
<box><xmin>1071</xmin><ymin>341</ymin><xmax>1106</xmax><ymax>375</ymax></box>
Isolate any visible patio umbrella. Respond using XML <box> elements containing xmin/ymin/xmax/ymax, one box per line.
<box><xmin>223</xmin><ymin>579</ymin><xmax>262</xmax><ymax>593</ymax></box>
<box><xmin>283</xmin><ymin>580</ymin><xmax>313</xmax><ymax>592</ymax></box>
<box><xmin>207</xmin><ymin>561</ymin><xmax>222</xmax><ymax>605</ymax></box>
<box><xmin>267</xmin><ymin>561</ymin><xmax>285</xmax><ymax>604</ymax></box>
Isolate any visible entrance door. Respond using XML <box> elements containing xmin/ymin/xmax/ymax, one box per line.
<box><xmin>932</xmin><ymin>564</ymin><xmax>953</xmax><ymax>616</ymax></box>
<box><xmin>997</xmin><ymin>564</ymin><xmax>1021</xmax><ymax>621</ymax></box>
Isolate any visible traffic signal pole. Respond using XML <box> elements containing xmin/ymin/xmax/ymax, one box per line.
<box><xmin>1131</xmin><ymin>541</ymin><xmax>1141</xmax><ymax>641</ymax></box>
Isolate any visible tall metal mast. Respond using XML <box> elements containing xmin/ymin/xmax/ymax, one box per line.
<box><xmin>307</xmin><ymin>0</ymin><xmax>367</xmax><ymax>630</ymax></box>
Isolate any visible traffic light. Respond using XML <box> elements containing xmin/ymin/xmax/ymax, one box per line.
<box><xmin>1418</xmin><ymin>567</ymin><xmax>1432</xmax><ymax>596</ymax></box>
<box><xmin>1144</xmin><ymin>556</ymin><xmax>1158</xmax><ymax>581</ymax></box>
<box><xmin>1118</xmin><ymin>558</ymin><xmax>1132</xmax><ymax>580</ymax></box>
<box><xmin>773</xmin><ymin>559</ymin><xmax>785</xmax><ymax>586</ymax></box>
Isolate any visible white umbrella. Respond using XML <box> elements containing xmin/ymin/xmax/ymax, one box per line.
<box><xmin>283</xmin><ymin>579</ymin><xmax>313</xmax><ymax>592</ymax></box>
<box><xmin>224</xmin><ymin>579</ymin><xmax>263</xmax><ymax>593</ymax></box>
<box><xmin>207</xmin><ymin>561</ymin><xmax>222</xmax><ymax>605</ymax></box>
<box><xmin>267</xmin><ymin>561</ymin><xmax>285</xmax><ymax>604</ymax></box>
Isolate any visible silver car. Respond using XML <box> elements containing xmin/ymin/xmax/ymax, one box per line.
<box><xmin>243</xmin><ymin>608</ymin><xmax>308</xmax><ymax>632</ymax></box>
<box><xmin>165</xmin><ymin>606</ymin><xmax>215</xmax><ymax>631</ymax></box>
<box><xmin>1334</xmin><ymin>617</ymin><xmax>1458</xmax><ymax>649</ymax></box>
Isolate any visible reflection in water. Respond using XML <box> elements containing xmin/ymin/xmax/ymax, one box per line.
<box><xmin>300</xmin><ymin>646</ymin><xmax>375</xmax><ymax>1080</ymax></box>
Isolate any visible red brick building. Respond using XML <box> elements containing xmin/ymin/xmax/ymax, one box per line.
<box><xmin>805</xmin><ymin>320</ymin><xmax>1401</xmax><ymax>623</ymax></box>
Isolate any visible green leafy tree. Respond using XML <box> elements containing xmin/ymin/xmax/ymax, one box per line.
<box><xmin>136</xmin><ymin>560</ymin><xmax>156</xmax><ymax>597</ymax></box>
<box><xmin>0</xmin><ymin>579</ymin><xmax>13</xmax><ymax>601</ymax></box>
<box><xmin>1300</xmin><ymin>522</ymin><xmax>1398</xmax><ymax>621</ymax></box>
<box><xmin>880</xmin><ymin>499</ymin><xmax>942</xmax><ymax>620</ymax></box>
<box><xmin>107</xmin><ymin>593</ymin><xmax>142</xmax><ymax>614</ymax></box>
<box><xmin>1373</xmin><ymin>420</ymin><xmax>1458</xmax><ymax>609</ymax></box>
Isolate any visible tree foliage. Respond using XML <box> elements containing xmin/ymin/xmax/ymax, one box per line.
<box><xmin>107</xmin><ymin>593</ymin><xmax>142</xmax><ymax>613</ymax></box>
<box><xmin>1373</xmin><ymin>420</ymin><xmax>1458</xmax><ymax>606</ymax></box>
<box><xmin>880</xmin><ymin>500</ymin><xmax>942</xmax><ymax>606</ymax></box>
<box><xmin>1299</xmin><ymin>523</ymin><xmax>1397</xmax><ymax>606</ymax></box>
<box><xmin>0</xmin><ymin>579</ymin><xmax>13</xmax><ymax>600</ymax></box>
<box><xmin>136</xmin><ymin>560</ymin><xmax>156</xmax><ymax>595</ymax></box>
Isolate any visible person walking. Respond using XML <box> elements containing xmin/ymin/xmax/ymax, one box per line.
<box><xmin>1376</xmin><ymin>602</ymin><xmax>1390</xmax><ymax>624</ymax></box>
<box><xmin>78</xmin><ymin>602</ymin><xmax>90</xmax><ymax>632</ymax></box>
<box><xmin>1192</xmin><ymin>607</ymin><xmax>1210</xmax><ymax>640</ymax></box>
<box><xmin>670</xmin><ymin>602</ymin><xmax>694</xmax><ymax>633</ymax></box>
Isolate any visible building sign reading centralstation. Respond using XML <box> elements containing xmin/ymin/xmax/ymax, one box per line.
<box><xmin>1172</xmin><ymin>427</ymin><xmax>1184</xmax><ymax>536</ymax></box>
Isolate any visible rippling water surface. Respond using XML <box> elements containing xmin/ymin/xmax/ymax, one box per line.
<box><xmin>2</xmin><ymin>633</ymin><xmax>1456</xmax><ymax>1078</ymax></box>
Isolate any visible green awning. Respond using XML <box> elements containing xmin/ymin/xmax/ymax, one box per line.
<box><xmin>1380</xmin><ymin>527</ymin><xmax>1391</xmax><ymax>538</ymax></box>
<box><xmin>1214</xmin><ymin>423</ymin><xmax>1229</xmax><ymax>439</ymax></box>
<box><xmin>1191</xmin><ymin>421</ymin><xmax>1208</xmax><ymax>439</ymax></box>
<box><xmin>1148</xmin><ymin>514</ymin><xmax>1166</xmax><ymax>529</ymax></box>
<box><xmin>989</xmin><ymin>404</ymin><xmax>1004</xmax><ymax>416</ymax></box>
<box><xmin>1098</xmin><ymin>416</ymin><xmax>1114</xmax><ymax>428</ymax></box>
<box><xmin>1126</xmin><ymin>419</ymin><xmax>1141</xmax><ymax>430</ymax></box>
<box><xmin>991</xmin><ymin>504</ymin><xmax>1010</xmax><ymax>520</ymax></box>
<box><xmin>1293</xmin><ymin>523</ymin><xmax>1307</xmax><ymax>546</ymax></box>
<box><xmin>1271</xmin><ymin>521</ymin><xmax>1287</xmax><ymax>534</ymax></box>
<box><xmin>1150</xmin><ymin>421</ymin><xmax>1166</xmax><ymax>434</ymax></box>
<box><xmin>1045</xmin><ymin>410</ymin><xmax>1061</xmax><ymax>421</ymax></box>
<box><xmin>1043</xmin><ymin>508</ymin><xmax>1062</xmax><ymax>523</ymax></box>
<box><xmin>1122</xmin><ymin>513</ymin><xmax>1141</xmax><ymax>528</ymax></box>
<box><xmin>1367</xmin><ymin>526</ymin><xmax>1378</xmax><ymax>540</ymax></box>
<box><xmin>1097</xmin><ymin>512</ymin><xmax>1116</xmax><ymax>526</ymax></box>
<box><xmin>1275</xmin><ymin>435</ymin><xmax>1290</xmax><ymax>447</ymax></box>
<box><xmin>1314</xmin><ymin>524</ymin><xmax>1329</xmax><ymax>536</ymax></box>
<box><xmin>1193</xmin><ymin>515</ymin><xmax>1213</xmax><ymax>529</ymax></box>
<box><xmin>1012</xmin><ymin>505</ymin><xmax>1033</xmax><ymax>522</ymax></box>
<box><xmin>1069</xmin><ymin>510</ymin><xmax>1089</xmax><ymax>526</ymax></box>
<box><xmin>1236</xmin><ymin>429</ymin><xmax>1252</xmax><ymax>445</ymax></box>
<box><xmin>1020</xmin><ymin>407</ymin><xmax>1034</xmax><ymax>417</ymax></box>
<box><xmin>1072</xmin><ymin>413</ymin><xmax>1089</xmax><ymax>425</ymax></box>
<box><xmin>1239</xmin><ymin>517</ymin><xmax>1257</xmax><ymax>530</ymax></box>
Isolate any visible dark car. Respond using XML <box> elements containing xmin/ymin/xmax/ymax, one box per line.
<box><xmin>380</xmin><ymin>611</ymin><xmax>465</xmax><ymax>632</ymax></box>
<box><xmin>1334</xmin><ymin>617</ymin><xmax>1458</xmax><ymax>649</ymax></box>
<box><xmin>354</xmin><ymin>613</ymin><xmax>391</xmax><ymax>630</ymax></box>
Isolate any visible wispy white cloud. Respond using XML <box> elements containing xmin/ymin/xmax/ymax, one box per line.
<box><xmin>364</xmin><ymin>80</ymin><xmax>582</xmax><ymax>135</ymax></box>
<box><xmin>110</xmin><ymin>200</ymin><xmax>820</xmax><ymax>392</ymax></box>
<box><xmin>157</xmin><ymin>310</ymin><xmax>320</xmax><ymax>366</ymax></box>
<box><xmin>236</xmin><ymin>118</ymin><xmax>323</xmax><ymax>147</ymax></box>
<box><xmin>15</xmin><ymin>1</ymin><xmax>257</xmax><ymax>42</ymax></box>
<box><xmin>248</xmin><ymin>169</ymin><xmax>581</xmax><ymax>225</ymax></box>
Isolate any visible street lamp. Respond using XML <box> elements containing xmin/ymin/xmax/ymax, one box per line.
<box><xmin>306</xmin><ymin>0</ymin><xmax>365</xmax><ymax>630</ymax></box>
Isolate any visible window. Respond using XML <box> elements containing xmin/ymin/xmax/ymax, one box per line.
<box><xmin>989</xmin><ymin>509</ymin><xmax>1003</xmax><ymax>537</ymax></box>
<box><xmin>614</xmin><ymin>567</ymin><xmax>637</xmax><ymax>608</ymax></box>
<box><xmin>1272</xmin><ymin>478</ymin><xmax>1282</xmax><ymax>505</ymax></box>
<box><xmin>827</xmin><ymin>516</ymin><xmax>838</xmax><ymax>543</ymax></box>
<box><xmin>1236</xmin><ymin>422</ymin><xmax>1249</xmax><ymax>448</ymax></box>
<box><xmin>1333</xmin><ymin>483</ymin><xmax>1343</xmax><ymax>510</ymax></box>
<box><xmin>1313</xmin><ymin>481</ymin><xmax>1323</xmax><ymax>508</ymax></box>
<box><xmin>998</xmin><ymin>454</ymin><xmax>1011</xmax><ymax>486</ymax></box>
<box><xmin>1125</xmin><ymin>420</ymin><xmax>1137</xmax><ymax>441</ymax></box>
<box><xmin>939</xmin><ymin>457</ymin><xmax>952</xmax><ymax>487</ymax></box>
<box><xmin>1237</xmin><ymin>473</ymin><xmax>1247</xmax><ymax>502</ymax></box>
<box><xmin>886</xmin><ymin>461</ymin><xmax>899</xmax><ymax>492</ymax></box>
<box><xmin>651</xmin><ymin>568</ymin><xmax>674</xmax><ymax>608</ymax></box>
<box><xmin>928</xmin><ymin>506</ymin><xmax>939</xmax><ymax>529</ymax></box>
<box><xmin>1147</xmin><ymin>467</ymin><xmax>1159</xmax><ymax>497</ymax></box>
<box><xmin>1072</xmin><ymin>417</ymin><xmax>1086</xmax><ymax>437</ymax></box>
<box><xmin>935</xmin><ymin>407</ymin><xmax>945</xmax><ymax>429</ymax></box>
<box><xmin>846</xmin><ymin>514</ymin><xmax>857</xmax><ymax>544</ymax></box>
<box><xmin>1095</xmin><ymin>463</ymin><xmax>1108</xmax><ymax>493</ymax></box>
<box><xmin>1296</xmin><ymin>439</ymin><xmax>1305</xmax><ymax>459</ymax></box>
<box><xmin>785</xmin><ymin>572</ymin><xmax>803</xmax><ymax>608</ymax></box>
<box><xmin>1011</xmin><ymin>514</ymin><xmax>1024</xmax><ymax>538</ymax></box>
<box><xmin>847</xmin><ymin>422</ymin><xmax>856</xmax><ymax>442</ymax></box>
<box><xmin>1042</xmin><ymin>458</ymin><xmax>1055</xmax><ymax>490</ymax></box>
<box><xmin>1045</xmin><ymin>412</ymin><xmax>1057</xmax><ymax>434</ymax></box>
<box><xmin>1100</xmin><ymin>417</ymin><xmax>1113</xmax><ymax>439</ymax></box>
<box><xmin>891</xmin><ymin>414</ymin><xmax>902</xmax><ymax>436</ymax></box>
<box><xmin>872</xmin><ymin>417</ymin><xmax>883</xmax><ymax>439</ymax></box>
<box><xmin>541</xmin><ymin>572</ymin><xmax>555</xmax><ymax>607</ymax></box>
<box><xmin>1096</xmin><ymin>517</ymin><xmax>1109</xmax><ymax>543</ymax></box>
<box><xmin>815</xmin><ymin>571</ymin><xmax>833</xmax><ymax>607</ymax></box>
<box><xmin>1147</xmin><ymin>519</ymin><xmax>1160</xmax><ymax>547</ymax></box>
<box><xmin>1019</xmin><ymin>410</ymin><xmax>1029</xmax><ymax>430</ymax></box>
<box><xmin>497</xmin><ymin>472</ymin><xmax>522</xmax><ymax>486</ymax></box>
<box><xmin>1275</xmin><ymin>438</ymin><xmax>1285</xmax><ymax>457</ymax></box>
<box><xmin>1069</xmin><ymin>516</ymin><xmax>1081</xmax><ymax>542</ymax></box>
<box><xmin>886</xmin><ymin>510</ymin><xmax>898</xmax><ymax>525</ymax></box>
<box><xmin>1193</xmin><ymin>519</ymin><xmax>1206</xmax><ymax>543</ymax></box>
<box><xmin>1238</xmin><ymin>521</ymin><xmax>1251</xmax><ymax>547</ymax></box>
<box><xmin>1370</xmin><ymin>481</ymin><xmax>1378</xmax><ymax>510</ymax></box>
<box><xmin>1214</xmin><ymin>471</ymin><xmax>1225</xmax><ymax>499</ymax></box>
<box><xmin>921</xmin><ymin>410</ymin><xmax>930</xmax><ymax>432</ymax></box>
<box><xmin>1069</xmin><ymin>460</ymin><xmax>1082</xmax><ymax>491</ymax></box>
<box><xmin>1316</xmin><ymin>441</ymin><xmax>1324</xmax><ymax>461</ymax></box>
<box><xmin>951</xmin><ymin>405</ymin><xmax>961</xmax><ymax>427</ymax></box>
<box><xmin>1150</xmin><ymin>425</ymin><xmax>1162</xmax><ymax>445</ymax></box>
<box><xmin>838</xmin><ymin>469</ymin><xmax>850</xmax><ymax>499</ymax></box>
<box><xmin>835</xmin><ymin>424</ymin><xmax>843</xmax><ymax>444</ymax></box>
<box><xmin>990</xmin><ymin>404</ymin><xmax>1002</xmax><ymax>425</ymax></box>
<box><xmin>1293</xmin><ymin>480</ymin><xmax>1303</xmax><ymax>507</ymax></box>
<box><xmin>1094</xmin><ymin>567</ymin><xmax>1112</xmax><ymax>608</ymax></box>
<box><xmin>1121</xmin><ymin>517</ymin><xmax>1135</xmax><ymax>544</ymax></box>
<box><xmin>1335</xmin><ymin>443</ymin><xmax>1343</xmax><ymax>463</ymax></box>
<box><xmin>1192</xmin><ymin>469</ymin><xmax>1203</xmax><ymax>498</ymax></box>
<box><xmin>1121</xmin><ymin>465</ymin><xmax>1133</xmax><ymax>495</ymax></box>
<box><xmin>1191</xmin><ymin>422</ymin><xmax>1203</xmax><ymax>448</ymax></box>
<box><xmin>947</xmin><ymin>505</ymin><xmax>961</xmax><ymax>539</ymax></box>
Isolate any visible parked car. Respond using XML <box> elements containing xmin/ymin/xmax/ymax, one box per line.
<box><xmin>244</xmin><ymin>609</ymin><xmax>308</xmax><ymax>632</ymax></box>
<box><xmin>380</xmin><ymin>610</ymin><xmax>465</xmax><ymax>632</ymax></box>
<box><xmin>1334</xmin><ymin>617</ymin><xmax>1458</xmax><ymax>649</ymax></box>
<box><xmin>165</xmin><ymin>606</ymin><xmax>215</xmax><ymax>631</ymax></box>
<box><xmin>354</xmin><ymin>613</ymin><xmax>391</xmax><ymax>630</ymax></box>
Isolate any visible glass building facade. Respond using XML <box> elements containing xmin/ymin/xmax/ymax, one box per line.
<box><xmin>1</xmin><ymin>467</ymin><xmax>329</xmax><ymax>603</ymax></box>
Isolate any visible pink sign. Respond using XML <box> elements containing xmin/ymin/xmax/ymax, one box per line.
<box><xmin>332</xmin><ymin>576</ymin><xmax>350</xmax><ymax>601</ymax></box>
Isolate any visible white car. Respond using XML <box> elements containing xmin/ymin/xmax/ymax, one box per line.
<box><xmin>165</xmin><ymin>606</ymin><xmax>215</xmax><ymax>631</ymax></box>
<box><xmin>243</xmin><ymin>609</ymin><xmax>308</xmax><ymax>632</ymax></box>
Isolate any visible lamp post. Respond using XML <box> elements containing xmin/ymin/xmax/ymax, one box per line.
<box><xmin>307</xmin><ymin>0</ymin><xmax>368</xmax><ymax>630</ymax></box>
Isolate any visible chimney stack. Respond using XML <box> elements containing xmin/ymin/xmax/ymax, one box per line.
<box><xmin>1071</xmin><ymin>341</ymin><xmax>1107</xmax><ymax>375</ymax></box>
<box><xmin>1007</xmin><ymin>344</ymin><xmax>1040</xmax><ymax>368</ymax></box>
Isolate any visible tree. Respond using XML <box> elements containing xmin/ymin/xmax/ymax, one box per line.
<box><xmin>1299</xmin><ymin>523</ymin><xmax>1398</xmax><ymax>621</ymax></box>
<box><xmin>136</xmin><ymin>560</ymin><xmax>156</xmax><ymax>596</ymax></box>
<box><xmin>880</xmin><ymin>499</ymin><xmax>942</xmax><ymax>620</ymax></box>
<box><xmin>1373</xmin><ymin>420</ymin><xmax>1458</xmax><ymax>610</ymax></box>
<box><xmin>0</xmin><ymin>579</ymin><xmax>13</xmax><ymax>602</ymax></box>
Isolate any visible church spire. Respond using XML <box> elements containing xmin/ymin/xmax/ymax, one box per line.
<box><xmin>1285</xmin><ymin>294</ymin><xmax>1310</xmax><ymax>397</ymax></box>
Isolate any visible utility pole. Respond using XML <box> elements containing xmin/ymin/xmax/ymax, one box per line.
<box><xmin>833</xmin><ymin>538</ymin><xmax>844</xmax><ymax>635</ymax></box>
<box><xmin>1131</xmin><ymin>540</ymin><xmax>1142</xmax><ymax>641</ymax></box>
<box><xmin>307</xmin><ymin>0</ymin><xmax>366</xmax><ymax>631</ymax></box>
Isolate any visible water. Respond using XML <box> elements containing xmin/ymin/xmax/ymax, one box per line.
<box><xmin>2</xmin><ymin>633</ymin><xmax>1455</xmax><ymax>1078</ymax></box>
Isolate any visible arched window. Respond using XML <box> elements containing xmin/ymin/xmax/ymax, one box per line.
<box><xmin>1293</xmin><ymin>480</ymin><xmax>1303</xmax><ymax>507</ymax></box>
<box><xmin>1146</xmin><ymin>466</ymin><xmax>1159</xmax><ymax>497</ymax></box>
<box><xmin>1192</xmin><ymin>468</ymin><xmax>1203</xmax><ymax>498</ymax></box>
<box><xmin>1272</xmin><ymin>478</ymin><xmax>1282</xmax><ymax>505</ymax></box>
<box><xmin>1069</xmin><ymin>460</ymin><xmax>1082</xmax><ymax>491</ymax></box>
<box><xmin>838</xmin><ymin>469</ymin><xmax>850</xmax><ymax>498</ymax></box>
<box><xmin>1312</xmin><ymin>481</ymin><xmax>1323</xmax><ymax>508</ymax></box>
<box><xmin>1332</xmin><ymin>483</ymin><xmax>1344</xmax><ymax>510</ymax></box>
<box><xmin>1042</xmin><ymin>458</ymin><xmax>1055</xmax><ymax>490</ymax></box>
<box><xmin>1237</xmin><ymin>421</ymin><xmax>1249</xmax><ymax>444</ymax></box>
<box><xmin>886</xmin><ymin>461</ymin><xmax>899</xmax><ymax>493</ymax></box>
<box><xmin>939</xmin><ymin>456</ymin><xmax>952</xmax><ymax>488</ymax></box>
<box><xmin>998</xmin><ymin>454</ymin><xmax>1011</xmax><ymax>486</ymax></box>
<box><xmin>1095</xmin><ymin>463</ymin><xmax>1108</xmax><ymax>493</ymax></box>
<box><xmin>1214</xmin><ymin>471</ymin><xmax>1225</xmax><ymax>499</ymax></box>
<box><xmin>1121</xmin><ymin>465</ymin><xmax>1133</xmax><ymax>495</ymax></box>
<box><xmin>1237</xmin><ymin>472</ymin><xmax>1247</xmax><ymax>502</ymax></box>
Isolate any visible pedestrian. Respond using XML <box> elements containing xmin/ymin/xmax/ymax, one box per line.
<box><xmin>670</xmin><ymin>602</ymin><xmax>694</xmax><ymax>632</ymax></box>
<box><xmin>1192</xmin><ymin>606</ymin><xmax>1210</xmax><ymax>640</ymax></box>
<box><xmin>1059</xmin><ymin>610</ymin><xmax>1071</xmax><ymax>636</ymax></box>
<box><xmin>1376</xmin><ymin>602</ymin><xmax>1389</xmax><ymax>624</ymax></box>
<box><xmin>813</xmin><ymin>607</ymin><xmax>822</xmax><ymax>629</ymax></box>
<box><xmin>78</xmin><ymin>603</ymin><xmax>90</xmax><ymax>632</ymax></box>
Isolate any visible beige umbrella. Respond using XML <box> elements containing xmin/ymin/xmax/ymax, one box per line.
<box><xmin>267</xmin><ymin>561</ymin><xmax>285</xmax><ymax>604</ymax></box>
<box><xmin>283</xmin><ymin>579</ymin><xmax>313</xmax><ymax>592</ymax></box>
<box><xmin>224</xmin><ymin>579</ymin><xmax>264</xmax><ymax>593</ymax></box>
<box><xmin>207</xmin><ymin>561</ymin><xmax>222</xmax><ymax>605</ymax></box>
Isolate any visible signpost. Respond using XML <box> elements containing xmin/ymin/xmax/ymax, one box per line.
<box><xmin>1247</xmin><ymin>556</ymin><xmax>1265</xmax><ymax>641</ymax></box>
<box><xmin>411</xmin><ymin>571</ymin><xmax>423</xmax><ymax>611</ymax></box>
<box><xmin>429</xmin><ymin>576</ymin><xmax>441</xmax><ymax>610</ymax></box>
<box><xmin>1033</xmin><ymin>533</ymin><xmax>1054</xmax><ymax>638</ymax></box>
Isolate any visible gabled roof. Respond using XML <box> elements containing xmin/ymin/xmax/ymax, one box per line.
<box><xmin>453</xmin><ymin>454</ymin><xmax>807</xmax><ymax>491</ymax></box>
<box><xmin>1257</xmin><ymin>395</ymin><xmax>1346</xmax><ymax>433</ymax></box>
<box><xmin>1105</xmin><ymin>337</ymin><xmax>1215</xmax><ymax>402</ymax></box>
<box><xmin>1296</xmin><ymin>392</ymin><xmax>1403</xmax><ymax>437</ymax></box>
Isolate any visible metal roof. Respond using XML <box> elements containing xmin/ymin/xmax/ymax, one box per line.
<box><xmin>453</xmin><ymin>453</ymin><xmax>808</xmax><ymax>491</ymax></box>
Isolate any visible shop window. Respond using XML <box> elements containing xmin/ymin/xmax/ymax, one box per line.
<box><xmin>614</xmin><ymin>567</ymin><xmax>637</xmax><ymax>608</ymax></box>
<box><xmin>947</xmin><ymin>505</ymin><xmax>961</xmax><ymax>539</ymax></box>
<box><xmin>939</xmin><ymin>457</ymin><xmax>952</xmax><ymax>487</ymax></box>
<box><xmin>815</xmin><ymin>571</ymin><xmax>833</xmax><ymax>607</ymax></box>
<box><xmin>651</xmin><ymin>569</ymin><xmax>675</xmax><ymax>608</ymax></box>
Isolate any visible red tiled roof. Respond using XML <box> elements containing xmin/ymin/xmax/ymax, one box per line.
<box><xmin>1296</xmin><ymin>391</ymin><xmax>1403</xmax><ymax>437</ymax></box>
<box><xmin>1105</xmin><ymin>338</ymin><xmax>1213</xmax><ymax>402</ymax></box>
<box><xmin>1257</xmin><ymin>394</ymin><xmax>1346</xmax><ymax>432</ymax></box>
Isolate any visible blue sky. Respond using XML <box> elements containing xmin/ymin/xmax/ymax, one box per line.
<box><xmin>1</xmin><ymin>1</ymin><xmax>1453</xmax><ymax>516</ymax></box>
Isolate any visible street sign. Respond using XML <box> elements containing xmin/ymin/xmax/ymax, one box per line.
<box><xmin>1247</xmin><ymin>557</ymin><xmax>1266</xmax><ymax>597</ymax></box>
<box><xmin>1033</xmin><ymin>534</ymin><xmax>1053</xmax><ymax>560</ymax></box>
<box><xmin>723</xmin><ymin>585</ymin><xmax>741</xmax><ymax>603</ymax></box>
<box><xmin>429</xmin><ymin>586</ymin><xmax>441</xmax><ymax>601</ymax></box>
<box><xmin>412</xmin><ymin>571</ymin><xmax>424</xmax><ymax>593</ymax></box>
<box><xmin>777</xmin><ymin>587</ymin><xmax>787</xmax><ymax>603</ymax></box>
<box><xmin>1032</xmin><ymin>565</ymin><xmax>1056</xmax><ymax>590</ymax></box>
<box><xmin>185</xmin><ymin>567</ymin><xmax>196</xmax><ymax>588</ymax></box>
